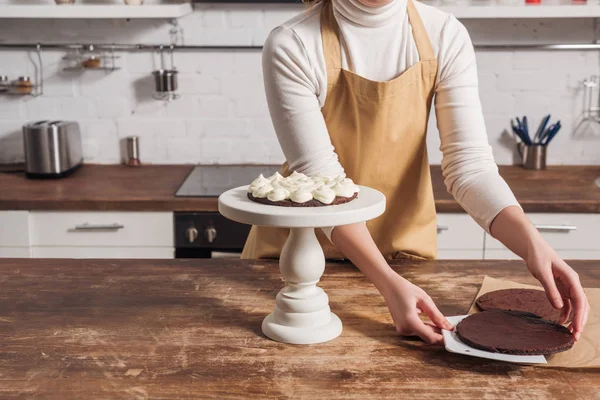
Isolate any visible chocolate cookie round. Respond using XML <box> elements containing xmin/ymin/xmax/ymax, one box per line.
<box><xmin>476</xmin><ymin>288</ymin><xmax>571</xmax><ymax>323</ymax></box>
<box><xmin>456</xmin><ymin>310</ymin><xmax>574</xmax><ymax>355</ymax></box>
<box><xmin>247</xmin><ymin>192</ymin><xmax>358</xmax><ymax>207</ymax></box>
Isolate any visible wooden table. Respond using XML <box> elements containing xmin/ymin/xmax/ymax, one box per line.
<box><xmin>1</xmin><ymin>164</ymin><xmax>599</xmax><ymax>212</ymax></box>
<box><xmin>0</xmin><ymin>259</ymin><xmax>598</xmax><ymax>399</ymax></box>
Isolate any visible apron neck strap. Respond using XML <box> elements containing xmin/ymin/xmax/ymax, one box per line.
<box><xmin>406</xmin><ymin>0</ymin><xmax>435</xmax><ymax>61</ymax></box>
<box><xmin>321</xmin><ymin>0</ymin><xmax>436</xmax><ymax>72</ymax></box>
<box><xmin>321</xmin><ymin>1</ymin><xmax>343</xmax><ymax>70</ymax></box>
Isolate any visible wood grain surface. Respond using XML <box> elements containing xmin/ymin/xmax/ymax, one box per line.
<box><xmin>0</xmin><ymin>164</ymin><xmax>598</xmax><ymax>212</ymax></box>
<box><xmin>0</xmin><ymin>258</ymin><xmax>597</xmax><ymax>399</ymax></box>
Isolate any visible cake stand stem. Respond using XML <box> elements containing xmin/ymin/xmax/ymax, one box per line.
<box><xmin>261</xmin><ymin>227</ymin><xmax>342</xmax><ymax>344</ymax></box>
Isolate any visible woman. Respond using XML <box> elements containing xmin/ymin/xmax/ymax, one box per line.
<box><xmin>243</xmin><ymin>0</ymin><xmax>589</xmax><ymax>344</ymax></box>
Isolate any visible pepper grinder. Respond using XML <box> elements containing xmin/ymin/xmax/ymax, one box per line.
<box><xmin>126</xmin><ymin>136</ymin><xmax>141</xmax><ymax>166</ymax></box>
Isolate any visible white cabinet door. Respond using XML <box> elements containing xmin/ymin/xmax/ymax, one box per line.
<box><xmin>32</xmin><ymin>247</ymin><xmax>174</xmax><ymax>259</ymax></box>
<box><xmin>436</xmin><ymin>214</ymin><xmax>484</xmax><ymax>259</ymax></box>
<box><xmin>30</xmin><ymin>212</ymin><xmax>173</xmax><ymax>247</ymax></box>
<box><xmin>0</xmin><ymin>247</ymin><xmax>31</xmax><ymax>258</ymax></box>
<box><xmin>0</xmin><ymin>211</ymin><xmax>30</xmax><ymax>247</ymax></box>
<box><xmin>485</xmin><ymin>249</ymin><xmax>600</xmax><ymax>260</ymax></box>
<box><xmin>485</xmin><ymin>214</ymin><xmax>600</xmax><ymax>251</ymax></box>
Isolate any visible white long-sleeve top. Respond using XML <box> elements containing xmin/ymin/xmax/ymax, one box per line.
<box><xmin>262</xmin><ymin>0</ymin><xmax>520</xmax><ymax>233</ymax></box>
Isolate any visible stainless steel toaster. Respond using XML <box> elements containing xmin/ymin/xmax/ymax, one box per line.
<box><xmin>22</xmin><ymin>120</ymin><xmax>83</xmax><ymax>179</ymax></box>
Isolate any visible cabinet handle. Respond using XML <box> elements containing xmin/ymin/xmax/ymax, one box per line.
<box><xmin>72</xmin><ymin>223</ymin><xmax>124</xmax><ymax>231</ymax></box>
<box><xmin>437</xmin><ymin>225</ymin><xmax>449</xmax><ymax>232</ymax></box>
<box><xmin>534</xmin><ymin>224</ymin><xmax>577</xmax><ymax>232</ymax></box>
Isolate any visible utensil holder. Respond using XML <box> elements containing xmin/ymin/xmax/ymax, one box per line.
<box><xmin>152</xmin><ymin>45</ymin><xmax>178</xmax><ymax>101</ymax></box>
<box><xmin>518</xmin><ymin>143</ymin><xmax>547</xmax><ymax>170</ymax></box>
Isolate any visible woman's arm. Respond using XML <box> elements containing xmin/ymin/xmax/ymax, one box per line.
<box><xmin>332</xmin><ymin>223</ymin><xmax>453</xmax><ymax>344</ymax></box>
<box><xmin>490</xmin><ymin>207</ymin><xmax>589</xmax><ymax>341</ymax></box>
<box><xmin>435</xmin><ymin>17</ymin><xmax>589</xmax><ymax>339</ymax></box>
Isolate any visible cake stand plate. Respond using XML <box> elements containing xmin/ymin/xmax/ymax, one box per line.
<box><xmin>218</xmin><ymin>186</ymin><xmax>386</xmax><ymax>344</ymax></box>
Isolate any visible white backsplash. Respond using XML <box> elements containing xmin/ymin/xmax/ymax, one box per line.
<box><xmin>0</xmin><ymin>2</ymin><xmax>599</xmax><ymax>165</ymax></box>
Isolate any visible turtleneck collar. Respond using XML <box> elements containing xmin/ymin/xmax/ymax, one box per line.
<box><xmin>332</xmin><ymin>0</ymin><xmax>407</xmax><ymax>28</ymax></box>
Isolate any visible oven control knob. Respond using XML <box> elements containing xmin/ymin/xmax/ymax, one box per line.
<box><xmin>186</xmin><ymin>227</ymin><xmax>199</xmax><ymax>244</ymax></box>
<box><xmin>205</xmin><ymin>227</ymin><xmax>217</xmax><ymax>243</ymax></box>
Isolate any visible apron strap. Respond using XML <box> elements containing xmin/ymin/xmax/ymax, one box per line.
<box><xmin>406</xmin><ymin>0</ymin><xmax>435</xmax><ymax>61</ymax></box>
<box><xmin>321</xmin><ymin>0</ymin><xmax>343</xmax><ymax>85</ymax></box>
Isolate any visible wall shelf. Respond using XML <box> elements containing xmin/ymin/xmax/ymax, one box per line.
<box><xmin>438</xmin><ymin>4</ymin><xmax>600</xmax><ymax>19</ymax></box>
<box><xmin>0</xmin><ymin>3</ymin><xmax>193</xmax><ymax>19</ymax></box>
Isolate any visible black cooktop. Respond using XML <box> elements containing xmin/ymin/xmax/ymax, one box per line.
<box><xmin>175</xmin><ymin>165</ymin><xmax>280</xmax><ymax>197</ymax></box>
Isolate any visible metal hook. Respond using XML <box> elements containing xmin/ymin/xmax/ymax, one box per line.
<box><xmin>158</xmin><ymin>45</ymin><xmax>165</xmax><ymax>70</ymax></box>
<box><xmin>35</xmin><ymin>43</ymin><xmax>43</xmax><ymax>96</ymax></box>
<box><xmin>169</xmin><ymin>44</ymin><xmax>176</xmax><ymax>71</ymax></box>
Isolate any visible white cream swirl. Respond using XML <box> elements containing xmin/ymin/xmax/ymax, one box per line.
<box><xmin>248</xmin><ymin>174</ymin><xmax>270</xmax><ymax>193</ymax></box>
<box><xmin>332</xmin><ymin>182</ymin><xmax>356</xmax><ymax>198</ymax></box>
<box><xmin>313</xmin><ymin>186</ymin><xmax>336</xmax><ymax>205</ymax></box>
<box><xmin>253</xmin><ymin>183</ymin><xmax>274</xmax><ymax>198</ymax></box>
<box><xmin>267</xmin><ymin>187</ymin><xmax>290</xmax><ymax>202</ymax></box>
<box><xmin>290</xmin><ymin>189</ymin><xmax>313</xmax><ymax>203</ymax></box>
<box><xmin>248</xmin><ymin>172</ymin><xmax>359</xmax><ymax>204</ymax></box>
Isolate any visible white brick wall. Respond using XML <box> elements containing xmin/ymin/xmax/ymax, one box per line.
<box><xmin>0</xmin><ymin>3</ymin><xmax>599</xmax><ymax>166</ymax></box>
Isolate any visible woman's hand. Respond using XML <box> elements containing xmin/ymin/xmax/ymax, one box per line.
<box><xmin>491</xmin><ymin>206</ymin><xmax>590</xmax><ymax>341</ymax></box>
<box><xmin>526</xmin><ymin>240</ymin><xmax>589</xmax><ymax>341</ymax></box>
<box><xmin>379</xmin><ymin>273</ymin><xmax>453</xmax><ymax>345</ymax></box>
<box><xmin>330</xmin><ymin>223</ymin><xmax>452</xmax><ymax>344</ymax></box>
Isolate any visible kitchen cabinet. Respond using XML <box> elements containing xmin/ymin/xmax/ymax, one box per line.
<box><xmin>436</xmin><ymin>213</ymin><xmax>485</xmax><ymax>259</ymax></box>
<box><xmin>30</xmin><ymin>212</ymin><xmax>173</xmax><ymax>247</ymax></box>
<box><xmin>0</xmin><ymin>247</ymin><xmax>31</xmax><ymax>258</ymax></box>
<box><xmin>0</xmin><ymin>211</ymin><xmax>30</xmax><ymax>257</ymax></box>
<box><xmin>29</xmin><ymin>211</ymin><xmax>174</xmax><ymax>259</ymax></box>
<box><xmin>484</xmin><ymin>214</ymin><xmax>600</xmax><ymax>260</ymax></box>
<box><xmin>0</xmin><ymin>211</ymin><xmax>174</xmax><ymax>259</ymax></box>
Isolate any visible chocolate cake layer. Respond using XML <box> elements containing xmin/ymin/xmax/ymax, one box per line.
<box><xmin>247</xmin><ymin>192</ymin><xmax>358</xmax><ymax>207</ymax></box>
<box><xmin>476</xmin><ymin>288</ymin><xmax>572</xmax><ymax>323</ymax></box>
<box><xmin>456</xmin><ymin>310</ymin><xmax>574</xmax><ymax>356</ymax></box>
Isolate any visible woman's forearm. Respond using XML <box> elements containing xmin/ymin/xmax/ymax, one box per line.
<box><xmin>489</xmin><ymin>205</ymin><xmax>544</xmax><ymax>259</ymax></box>
<box><xmin>330</xmin><ymin>224</ymin><xmax>396</xmax><ymax>290</ymax></box>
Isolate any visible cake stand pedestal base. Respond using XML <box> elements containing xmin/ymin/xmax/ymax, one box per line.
<box><xmin>262</xmin><ymin>227</ymin><xmax>342</xmax><ymax>344</ymax></box>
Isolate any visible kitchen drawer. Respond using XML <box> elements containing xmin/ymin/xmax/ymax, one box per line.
<box><xmin>437</xmin><ymin>250</ymin><xmax>483</xmax><ymax>260</ymax></box>
<box><xmin>0</xmin><ymin>247</ymin><xmax>31</xmax><ymax>258</ymax></box>
<box><xmin>485</xmin><ymin>249</ymin><xmax>600</xmax><ymax>261</ymax></box>
<box><xmin>30</xmin><ymin>212</ymin><xmax>173</xmax><ymax>247</ymax></box>
<box><xmin>436</xmin><ymin>214</ymin><xmax>485</xmax><ymax>250</ymax></box>
<box><xmin>31</xmin><ymin>246</ymin><xmax>174</xmax><ymax>259</ymax></box>
<box><xmin>0</xmin><ymin>211</ymin><xmax>30</xmax><ymax>247</ymax></box>
<box><xmin>485</xmin><ymin>214</ymin><xmax>600</xmax><ymax>251</ymax></box>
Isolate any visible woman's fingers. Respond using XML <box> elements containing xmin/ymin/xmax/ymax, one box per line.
<box><xmin>536</xmin><ymin>267</ymin><xmax>564</xmax><ymax>309</ymax></box>
<box><xmin>408</xmin><ymin>316</ymin><xmax>444</xmax><ymax>345</ymax></box>
<box><xmin>556</xmin><ymin>261</ymin><xmax>588</xmax><ymax>340</ymax></box>
<box><xmin>558</xmin><ymin>298</ymin><xmax>572</xmax><ymax>325</ymax></box>
<box><xmin>569</xmin><ymin>285</ymin><xmax>588</xmax><ymax>341</ymax></box>
<box><xmin>418</xmin><ymin>296</ymin><xmax>453</xmax><ymax>331</ymax></box>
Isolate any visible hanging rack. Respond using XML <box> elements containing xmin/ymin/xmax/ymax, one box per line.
<box><xmin>2</xmin><ymin>42</ymin><xmax>600</xmax><ymax>51</ymax></box>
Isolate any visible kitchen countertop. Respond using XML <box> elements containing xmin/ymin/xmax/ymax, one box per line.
<box><xmin>0</xmin><ymin>258</ymin><xmax>597</xmax><ymax>399</ymax></box>
<box><xmin>0</xmin><ymin>164</ymin><xmax>598</xmax><ymax>212</ymax></box>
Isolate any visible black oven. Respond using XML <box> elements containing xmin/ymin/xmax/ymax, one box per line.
<box><xmin>174</xmin><ymin>212</ymin><xmax>252</xmax><ymax>259</ymax></box>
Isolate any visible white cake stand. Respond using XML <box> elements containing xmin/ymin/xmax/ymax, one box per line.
<box><xmin>218</xmin><ymin>186</ymin><xmax>386</xmax><ymax>345</ymax></box>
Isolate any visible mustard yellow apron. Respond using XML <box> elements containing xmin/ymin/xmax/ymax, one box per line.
<box><xmin>242</xmin><ymin>0</ymin><xmax>438</xmax><ymax>260</ymax></box>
